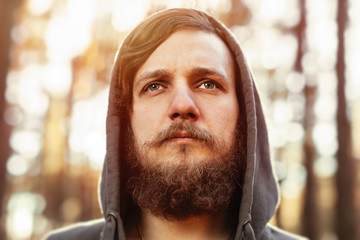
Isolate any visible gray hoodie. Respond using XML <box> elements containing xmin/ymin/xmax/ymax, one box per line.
<box><xmin>46</xmin><ymin>8</ymin><xmax>306</xmax><ymax>240</ymax></box>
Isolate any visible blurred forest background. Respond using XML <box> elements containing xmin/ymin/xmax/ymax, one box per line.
<box><xmin>0</xmin><ymin>0</ymin><xmax>359</xmax><ymax>239</ymax></box>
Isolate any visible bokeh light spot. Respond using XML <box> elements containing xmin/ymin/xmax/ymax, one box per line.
<box><xmin>314</xmin><ymin>156</ymin><xmax>338</xmax><ymax>178</ymax></box>
<box><xmin>42</xmin><ymin>63</ymin><xmax>72</xmax><ymax>98</ymax></box>
<box><xmin>111</xmin><ymin>0</ymin><xmax>150</xmax><ymax>32</ymax></box>
<box><xmin>286</xmin><ymin>72</ymin><xmax>306</xmax><ymax>93</ymax></box>
<box><xmin>273</xmin><ymin>100</ymin><xmax>294</xmax><ymax>124</ymax></box>
<box><xmin>285</xmin><ymin>122</ymin><xmax>304</xmax><ymax>142</ymax></box>
<box><xmin>27</xmin><ymin>0</ymin><xmax>54</xmax><ymax>16</ymax></box>
<box><xmin>7</xmin><ymin>193</ymin><xmax>46</xmax><ymax>239</ymax></box>
<box><xmin>10</xmin><ymin>130</ymin><xmax>42</xmax><ymax>159</ymax></box>
<box><xmin>281</xmin><ymin>163</ymin><xmax>307</xmax><ymax>199</ymax></box>
<box><xmin>6</xmin><ymin>154</ymin><xmax>29</xmax><ymax>176</ymax></box>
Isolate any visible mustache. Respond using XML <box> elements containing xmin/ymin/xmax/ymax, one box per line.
<box><xmin>145</xmin><ymin>122</ymin><xmax>215</xmax><ymax>147</ymax></box>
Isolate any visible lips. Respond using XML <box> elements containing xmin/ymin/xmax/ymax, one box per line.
<box><xmin>172</xmin><ymin>131</ymin><xmax>193</xmax><ymax>138</ymax></box>
<box><xmin>167</xmin><ymin>131</ymin><xmax>197</xmax><ymax>142</ymax></box>
<box><xmin>147</xmin><ymin>123</ymin><xmax>214</xmax><ymax>147</ymax></box>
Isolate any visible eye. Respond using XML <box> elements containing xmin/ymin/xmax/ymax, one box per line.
<box><xmin>199</xmin><ymin>81</ymin><xmax>216</xmax><ymax>89</ymax></box>
<box><xmin>146</xmin><ymin>83</ymin><xmax>164</xmax><ymax>92</ymax></box>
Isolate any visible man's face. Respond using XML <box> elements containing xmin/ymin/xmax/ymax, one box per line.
<box><xmin>131</xmin><ymin>30</ymin><xmax>239</xmax><ymax>167</ymax></box>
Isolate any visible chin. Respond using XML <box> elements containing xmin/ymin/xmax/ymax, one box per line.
<box><xmin>137</xmin><ymin>141</ymin><xmax>226</xmax><ymax>168</ymax></box>
<box><xmin>148</xmin><ymin>150</ymin><xmax>217</xmax><ymax>168</ymax></box>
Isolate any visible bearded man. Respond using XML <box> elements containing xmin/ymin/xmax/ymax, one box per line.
<box><xmin>46</xmin><ymin>8</ymin><xmax>305</xmax><ymax>240</ymax></box>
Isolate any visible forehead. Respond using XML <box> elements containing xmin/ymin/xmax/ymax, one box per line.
<box><xmin>134</xmin><ymin>30</ymin><xmax>235</xmax><ymax>81</ymax></box>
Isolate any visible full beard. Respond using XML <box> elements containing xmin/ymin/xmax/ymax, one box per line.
<box><xmin>126</xmin><ymin>122</ymin><xmax>246</xmax><ymax>221</ymax></box>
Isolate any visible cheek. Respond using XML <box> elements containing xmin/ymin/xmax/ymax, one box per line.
<box><xmin>206</xmin><ymin>99</ymin><xmax>239</xmax><ymax>139</ymax></box>
<box><xmin>131</xmin><ymin>102</ymin><xmax>166</xmax><ymax>144</ymax></box>
<box><xmin>131</xmin><ymin>109</ymin><xmax>150</xmax><ymax>144</ymax></box>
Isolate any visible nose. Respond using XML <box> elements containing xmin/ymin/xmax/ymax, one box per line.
<box><xmin>168</xmin><ymin>86</ymin><xmax>200</xmax><ymax>121</ymax></box>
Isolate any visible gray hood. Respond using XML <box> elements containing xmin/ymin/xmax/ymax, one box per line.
<box><xmin>100</xmin><ymin>8</ymin><xmax>279</xmax><ymax>240</ymax></box>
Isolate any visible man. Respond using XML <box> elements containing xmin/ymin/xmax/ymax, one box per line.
<box><xmin>46</xmin><ymin>8</ymin><xmax>305</xmax><ymax>240</ymax></box>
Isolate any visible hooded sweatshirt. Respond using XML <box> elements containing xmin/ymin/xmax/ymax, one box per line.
<box><xmin>46</xmin><ymin>8</ymin><xmax>306</xmax><ymax>240</ymax></box>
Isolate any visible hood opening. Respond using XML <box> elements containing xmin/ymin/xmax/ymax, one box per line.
<box><xmin>100</xmin><ymin>8</ymin><xmax>279</xmax><ymax>240</ymax></box>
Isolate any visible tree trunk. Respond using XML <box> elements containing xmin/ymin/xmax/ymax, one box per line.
<box><xmin>295</xmin><ymin>0</ymin><xmax>321</xmax><ymax>239</ymax></box>
<box><xmin>302</xmin><ymin>86</ymin><xmax>319</xmax><ymax>240</ymax></box>
<box><xmin>335</xmin><ymin>0</ymin><xmax>357</xmax><ymax>239</ymax></box>
<box><xmin>0</xmin><ymin>0</ymin><xmax>20</xmax><ymax>239</ymax></box>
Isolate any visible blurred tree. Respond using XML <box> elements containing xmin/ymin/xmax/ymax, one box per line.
<box><xmin>0</xmin><ymin>0</ymin><xmax>20</xmax><ymax>239</ymax></box>
<box><xmin>335</xmin><ymin>0</ymin><xmax>357</xmax><ymax>239</ymax></box>
<box><xmin>295</xmin><ymin>0</ymin><xmax>321</xmax><ymax>239</ymax></box>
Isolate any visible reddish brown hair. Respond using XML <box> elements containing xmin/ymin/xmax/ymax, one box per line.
<box><xmin>112</xmin><ymin>8</ymin><xmax>236</xmax><ymax>113</ymax></box>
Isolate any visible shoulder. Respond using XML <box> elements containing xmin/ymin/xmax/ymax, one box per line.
<box><xmin>44</xmin><ymin>218</ymin><xmax>104</xmax><ymax>240</ymax></box>
<box><xmin>262</xmin><ymin>224</ymin><xmax>309</xmax><ymax>240</ymax></box>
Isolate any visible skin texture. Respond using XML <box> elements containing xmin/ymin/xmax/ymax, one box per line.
<box><xmin>129</xmin><ymin>30</ymin><xmax>240</xmax><ymax>240</ymax></box>
<box><xmin>131</xmin><ymin>30</ymin><xmax>239</xmax><ymax>168</ymax></box>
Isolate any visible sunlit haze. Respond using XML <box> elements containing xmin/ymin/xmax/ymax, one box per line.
<box><xmin>2</xmin><ymin>0</ymin><xmax>360</xmax><ymax>239</ymax></box>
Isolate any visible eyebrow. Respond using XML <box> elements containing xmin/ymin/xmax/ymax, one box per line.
<box><xmin>188</xmin><ymin>67</ymin><xmax>228</xmax><ymax>81</ymax></box>
<box><xmin>134</xmin><ymin>66</ymin><xmax>229</xmax><ymax>90</ymax></box>
<box><xmin>134</xmin><ymin>69</ymin><xmax>172</xmax><ymax>89</ymax></box>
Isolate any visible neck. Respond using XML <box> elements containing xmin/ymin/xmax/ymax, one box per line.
<box><xmin>138</xmin><ymin>210</ymin><xmax>233</xmax><ymax>240</ymax></box>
